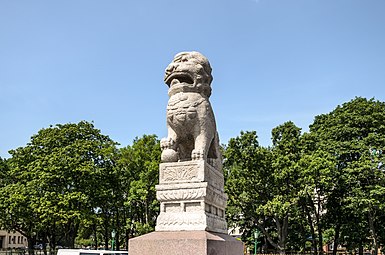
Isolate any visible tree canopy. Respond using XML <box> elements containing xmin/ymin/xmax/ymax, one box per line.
<box><xmin>224</xmin><ymin>97</ymin><xmax>385</xmax><ymax>255</ymax></box>
<box><xmin>0</xmin><ymin>121</ymin><xmax>118</xmax><ymax>252</ymax></box>
<box><xmin>308</xmin><ymin>97</ymin><xmax>385</xmax><ymax>255</ymax></box>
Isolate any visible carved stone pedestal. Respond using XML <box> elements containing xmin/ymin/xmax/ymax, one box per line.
<box><xmin>128</xmin><ymin>231</ymin><xmax>243</xmax><ymax>255</ymax></box>
<box><xmin>156</xmin><ymin>161</ymin><xmax>227</xmax><ymax>233</ymax></box>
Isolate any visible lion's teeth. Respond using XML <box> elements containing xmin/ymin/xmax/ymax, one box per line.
<box><xmin>171</xmin><ymin>79</ymin><xmax>180</xmax><ymax>86</ymax></box>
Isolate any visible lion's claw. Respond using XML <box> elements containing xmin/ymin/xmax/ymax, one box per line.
<box><xmin>192</xmin><ymin>149</ymin><xmax>205</xmax><ymax>160</ymax></box>
<box><xmin>161</xmin><ymin>137</ymin><xmax>175</xmax><ymax>151</ymax></box>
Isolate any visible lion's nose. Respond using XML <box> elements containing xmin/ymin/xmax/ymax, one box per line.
<box><xmin>166</xmin><ymin>63</ymin><xmax>178</xmax><ymax>73</ymax></box>
<box><xmin>166</xmin><ymin>63</ymin><xmax>177</xmax><ymax>73</ymax></box>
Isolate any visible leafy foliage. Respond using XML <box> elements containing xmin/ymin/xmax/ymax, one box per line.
<box><xmin>224</xmin><ymin>98</ymin><xmax>385</xmax><ymax>254</ymax></box>
<box><xmin>0</xmin><ymin>121</ymin><xmax>118</xmax><ymax>251</ymax></box>
<box><xmin>224</xmin><ymin>126</ymin><xmax>303</xmax><ymax>253</ymax></box>
<box><xmin>308</xmin><ymin>97</ymin><xmax>385</xmax><ymax>255</ymax></box>
<box><xmin>116</xmin><ymin>135</ymin><xmax>161</xmax><ymax>240</ymax></box>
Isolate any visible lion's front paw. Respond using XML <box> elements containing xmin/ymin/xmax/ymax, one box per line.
<box><xmin>160</xmin><ymin>137</ymin><xmax>175</xmax><ymax>151</ymax></box>
<box><xmin>192</xmin><ymin>149</ymin><xmax>205</xmax><ymax>161</ymax></box>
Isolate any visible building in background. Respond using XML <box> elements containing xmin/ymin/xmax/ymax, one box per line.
<box><xmin>0</xmin><ymin>230</ymin><xmax>27</xmax><ymax>249</ymax></box>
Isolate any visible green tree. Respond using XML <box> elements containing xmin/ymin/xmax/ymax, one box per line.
<box><xmin>308</xmin><ymin>97</ymin><xmax>385</xmax><ymax>255</ymax></box>
<box><xmin>0</xmin><ymin>153</ymin><xmax>46</xmax><ymax>254</ymax></box>
<box><xmin>0</xmin><ymin>121</ymin><xmax>118</xmax><ymax>254</ymax></box>
<box><xmin>296</xmin><ymin>144</ymin><xmax>336</xmax><ymax>255</ymax></box>
<box><xmin>116</xmin><ymin>135</ymin><xmax>160</xmax><ymax>248</ymax></box>
<box><xmin>224</xmin><ymin>131</ymin><xmax>270</xmax><ymax>251</ymax></box>
<box><xmin>268</xmin><ymin>121</ymin><xmax>303</xmax><ymax>253</ymax></box>
<box><xmin>225</xmin><ymin>127</ymin><xmax>303</xmax><ymax>254</ymax></box>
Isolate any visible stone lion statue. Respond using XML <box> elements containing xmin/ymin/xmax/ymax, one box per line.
<box><xmin>160</xmin><ymin>51</ymin><xmax>222</xmax><ymax>169</ymax></box>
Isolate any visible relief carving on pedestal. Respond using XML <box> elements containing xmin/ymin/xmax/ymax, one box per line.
<box><xmin>157</xmin><ymin>213</ymin><xmax>206</xmax><ymax>227</ymax></box>
<box><xmin>161</xmin><ymin>164</ymin><xmax>198</xmax><ymax>182</ymax></box>
<box><xmin>157</xmin><ymin>188</ymin><xmax>206</xmax><ymax>201</ymax></box>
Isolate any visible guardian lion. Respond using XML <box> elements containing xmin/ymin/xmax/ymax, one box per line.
<box><xmin>160</xmin><ymin>51</ymin><xmax>222</xmax><ymax>169</ymax></box>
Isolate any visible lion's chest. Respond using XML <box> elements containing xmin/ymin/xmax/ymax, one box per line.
<box><xmin>167</xmin><ymin>93</ymin><xmax>205</xmax><ymax>129</ymax></box>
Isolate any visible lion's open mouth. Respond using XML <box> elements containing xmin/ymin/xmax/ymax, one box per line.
<box><xmin>165</xmin><ymin>72</ymin><xmax>194</xmax><ymax>87</ymax></box>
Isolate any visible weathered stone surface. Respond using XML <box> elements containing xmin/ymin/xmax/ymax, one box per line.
<box><xmin>128</xmin><ymin>231</ymin><xmax>244</xmax><ymax>255</ymax></box>
<box><xmin>160</xmin><ymin>51</ymin><xmax>222</xmax><ymax>170</ymax></box>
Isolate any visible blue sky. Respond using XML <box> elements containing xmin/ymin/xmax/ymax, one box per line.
<box><xmin>1</xmin><ymin>0</ymin><xmax>385</xmax><ymax>158</ymax></box>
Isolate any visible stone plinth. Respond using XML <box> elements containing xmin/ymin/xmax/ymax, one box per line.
<box><xmin>156</xmin><ymin>161</ymin><xmax>227</xmax><ymax>233</ymax></box>
<box><xmin>128</xmin><ymin>231</ymin><xmax>243</xmax><ymax>255</ymax></box>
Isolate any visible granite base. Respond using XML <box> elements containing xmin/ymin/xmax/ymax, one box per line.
<box><xmin>128</xmin><ymin>231</ymin><xmax>243</xmax><ymax>255</ymax></box>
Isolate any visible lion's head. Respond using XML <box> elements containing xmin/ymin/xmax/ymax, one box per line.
<box><xmin>164</xmin><ymin>51</ymin><xmax>213</xmax><ymax>97</ymax></box>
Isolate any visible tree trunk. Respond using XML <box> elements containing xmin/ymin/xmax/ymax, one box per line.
<box><xmin>48</xmin><ymin>223</ymin><xmax>56</xmax><ymax>254</ymax></box>
<box><xmin>257</xmin><ymin>222</ymin><xmax>280</xmax><ymax>253</ymax></box>
<box><xmin>332</xmin><ymin>223</ymin><xmax>340</xmax><ymax>255</ymax></box>
<box><xmin>359</xmin><ymin>242</ymin><xmax>363</xmax><ymax>255</ymax></box>
<box><xmin>104</xmin><ymin>228</ymin><xmax>109</xmax><ymax>250</ymax></box>
<box><xmin>42</xmin><ymin>236</ymin><xmax>48</xmax><ymax>255</ymax></box>
<box><xmin>145</xmin><ymin>200</ymin><xmax>149</xmax><ymax>225</ymax></box>
<box><xmin>368</xmin><ymin>211</ymin><xmax>378</xmax><ymax>255</ymax></box>
<box><xmin>318</xmin><ymin>226</ymin><xmax>323</xmax><ymax>255</ymax></box>
<box><xmin>315</xmin><ymin>192</ymin><xmax>324</xmax><ymax>255</ymax></box>
<box><xmin>69</xmin><ymin>222</ymin><xmax>79</xmax><ymax>248</ymax></box>
<box><xmin>275</xmin><ymin>215</ymin><xmax>288</xmax><ymax>254</ymax></box>
<box><xmin>304</xmin><ymin>203</ymin><xmax>317</xmax><ymax>255</ymax></box>
<box><xmin>125</xmin><ymin>229</ymin><xmax>130</xmax><ymax>251</ymax></box>
<box><xmin>91</xmin><ymin>222</ymin><xmax>98</xmax><ymax>250</ymax></box>
<box><xmin>115</xmin><ymin>210</ymin><xmax>120</xmax><ymax>250</ymax></box>
<box><xmin>27</xmin><ymin>236</ymin><xmax>36</xmax><ymax>255</ymax></box>
<box><xmin>93</xmin><ymin>223</ymin><xmax>98</xmax><ymax>249</ymax></box>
